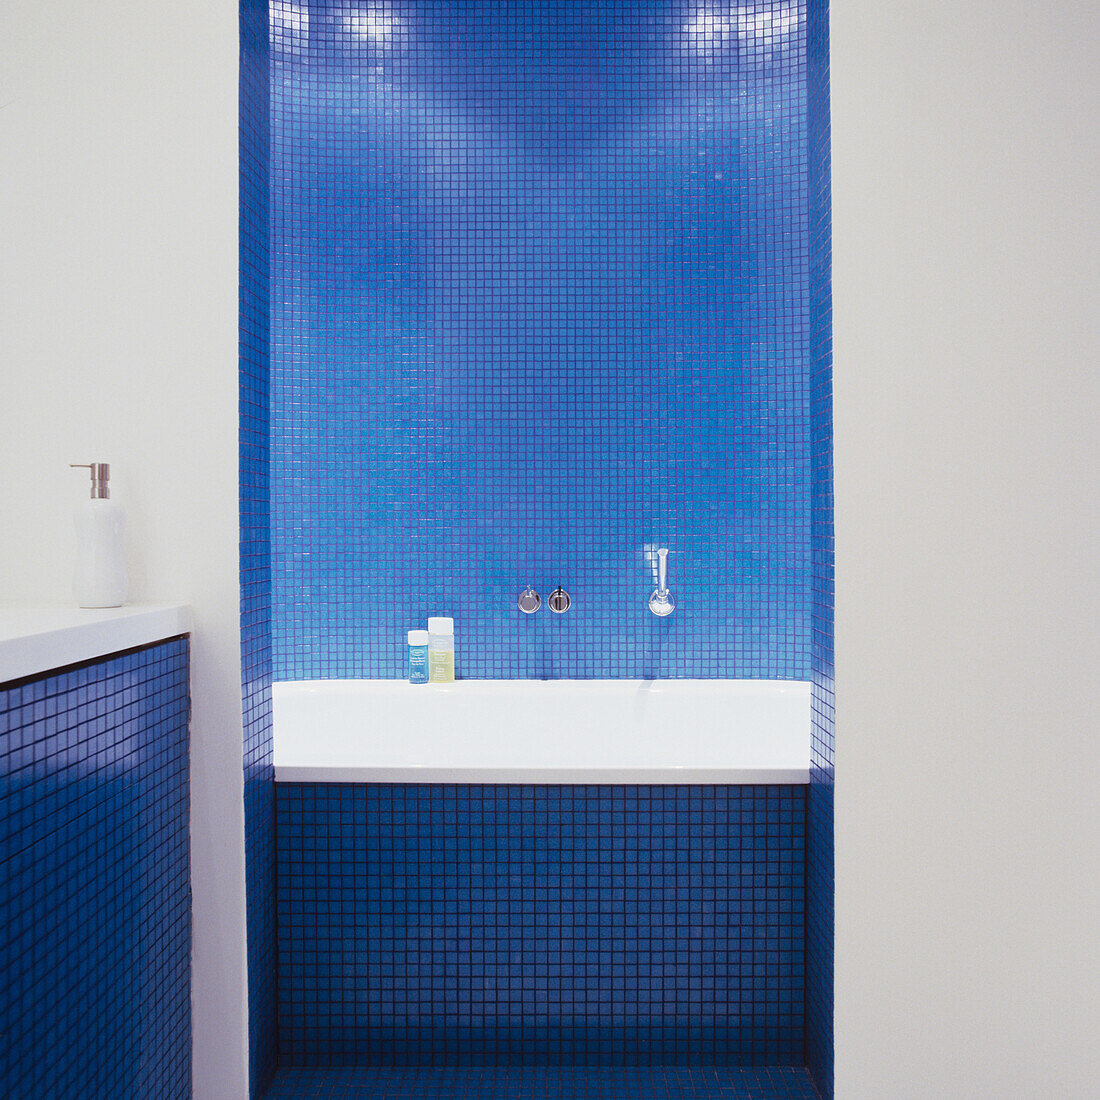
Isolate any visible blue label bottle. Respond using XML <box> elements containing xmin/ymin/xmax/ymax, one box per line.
<box><xmin>407</xmin><ymin>629</ymin><xmax>429</xmax><ymax>683</ymax></box>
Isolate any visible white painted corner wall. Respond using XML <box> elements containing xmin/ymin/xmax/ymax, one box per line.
<box><xmin>0</xmin><ymin>2</ymin><xmax>247</xmax><ymax>1098</ymax></box>
<box><xmin>832</xmin><ymin>0</ymin><xmax>1100</xmax><ymax>1096</ymax></box>
<box><xmin>2</xmin><ymin>1</ymin><xmax>1097</xmax><ymax>1098</ymax></box>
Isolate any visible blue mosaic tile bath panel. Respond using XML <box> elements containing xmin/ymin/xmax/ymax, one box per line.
<box><xmin>804</xmin><ymin>1</ymin><xmax>833</xmax><ymax>1096</ymax></box>
<box><xmin>263</xmin><ymin>1065</ymin><xmax>822</xmax><ymax>1099</ymax></box>
<box><xmin>271</xmin><ymin>0</ymin><xmax>811</xmax><ymax>681</ymax></box>
<box><xmin>242</xmin><ymin>0</ymin><xmax>277</xmax><ymax>1092</ymax></box>
<box><xmin>277</xmin><ymin>784</ymin><xmax>805</xmax><ymax>1066</ymax></box>
<box><xmin>0</xmin><ymin>639</ymin><xmax>191</xmax><ymax>1099</ymax></box>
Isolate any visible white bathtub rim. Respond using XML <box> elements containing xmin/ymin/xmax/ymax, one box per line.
<box><xmin>274</xmin><ymin>764</ymin><xmax>811</xmax><ymax>784</ymax></box>
<box><xmin>273</xmin><ymin>677</ymin><xmax>812</xmax><ymax>784</ymax></box>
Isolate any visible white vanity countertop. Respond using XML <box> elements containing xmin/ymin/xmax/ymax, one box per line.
<box><xmin>0</xmin><ymin>603</ymin><xmax>192</xmax><ymax>684</ymax></box>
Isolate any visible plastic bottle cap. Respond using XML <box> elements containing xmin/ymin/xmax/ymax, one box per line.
<box><xmin>407</xmin><ymin>630</ymin><xmax>429</xmax><ymax>645</ymax></box>
<box><xmin>427</xmin><ymin>617</ymin><xmax>454</xmax><ymax>634</ymax></box>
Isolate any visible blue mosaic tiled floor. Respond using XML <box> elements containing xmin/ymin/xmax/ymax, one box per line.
<box><xmin>263</xmin><ymin>1067</ymin><xmax>821</xmax><ymax>1099</ymax></box>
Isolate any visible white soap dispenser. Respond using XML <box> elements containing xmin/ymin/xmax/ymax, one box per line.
<box><xmin>70</xmin><ymin>462</ymin><xmax>127</xmax><ymax>608</ymax></box>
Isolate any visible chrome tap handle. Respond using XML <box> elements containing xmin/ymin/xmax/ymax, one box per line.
<box><xmin>657</xmin><ymin>547</ymin><xmax>668</xmax><ymax>596</ymax></box>
<box><xmin>547</xmin><ymin>585</ymin><xmax>571</xmax><ymax>613</ymax></box>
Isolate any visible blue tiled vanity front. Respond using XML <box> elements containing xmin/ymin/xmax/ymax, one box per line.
<box><xmin>277</xmin><ymin>783</ymin><xmax>804</xmax><ymax>1067</ymax></box>
<box><xmin>0</xmin><ymin>638</ymin><xmax>191</xmax><ymax>1099</ymax></box>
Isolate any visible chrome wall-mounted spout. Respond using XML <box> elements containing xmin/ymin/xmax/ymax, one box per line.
<box><xmin>649</xmin><ymin>547</ymin><xmax>674</xmax><ymax>617</ymax></box>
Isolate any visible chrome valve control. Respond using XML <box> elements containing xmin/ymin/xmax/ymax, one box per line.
<box><xmin>547</xmin><ymin>585</ymin><xmax>571</xmax><ymax>613</ymax></box>
<box><xmin>517</xmin><ymin>586</ymin><xmax>541</xmax><ymax>613</ymax></box>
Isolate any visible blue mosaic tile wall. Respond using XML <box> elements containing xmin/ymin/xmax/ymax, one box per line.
<box><xmin>270</xmin><ymin>0</ymin><xmax>812</xmax><ymax>681</ymax></box>
<box><xmin>241</xmin><ymin>0</ymin><xmax>277</xmax><ymax>1094</ymax></box>
<box><xmin>805</xmin><ymin>0</ymin><xmax>833</xmax><ymax>1095</ymax></box>
<box><xmin>0</xmin><ymin>640</ymin><xmax>191</xmax><ymax>1099</ymax></box>
<box><xmin>276</xmin><ymin>784</ymin><xmax>805</xmax><ymax>1067</ymax></box>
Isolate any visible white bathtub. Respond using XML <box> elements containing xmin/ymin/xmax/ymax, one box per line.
<box><xmin>272</xmin><ymin>679</ymin><xmax>811</xmax><ymax>784</ymax></box>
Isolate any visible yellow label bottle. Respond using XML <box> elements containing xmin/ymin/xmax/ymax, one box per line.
<box><xmin>427</xmin><ymin>616</ymin><xmax>455</xmax><ymax>682</ymax></box>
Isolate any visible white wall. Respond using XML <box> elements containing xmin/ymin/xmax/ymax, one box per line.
<box><xmin>0</xmin><ymin>3</ymin><xmax>248</xmax><ymax>1097</ymax></box>
<box><xmin>5</xmin><ymin>2</ymin><xmax>1098</xmax><ymax>1098</ymax></box>
<box><xmin>833</xmin><ymin>0</ymin><xmax>1100</xmax><ymax>1096</ymax></box>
